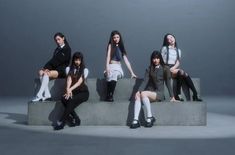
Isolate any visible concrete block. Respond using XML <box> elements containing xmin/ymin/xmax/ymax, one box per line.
<box><xmin>28</xmin><ymin>100</ymin><xmax>206</xmax><ymax>126</ymax></box>
<box><xmin>34</xmin><ymin>78</ymin><xmax>201</xmax><ymax>101</ymax></box>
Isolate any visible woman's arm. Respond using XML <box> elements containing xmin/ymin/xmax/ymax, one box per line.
<box><xmin>66</xmin><ymin>75</ymin><xmax>72</xmax><ymax>92</ymax></box>
<box><xmin>64</xmin><ymin>75</ymin><xmax>72</xmax><ymax>99</ymax></box>
<box><xmin>105</xmin><ymin>44</ymin><xmax>111</xmax><ymax>75</ymax></box>
<box><xmin>69</xmin><ymin>76</ymin><xmax>84</xmax><ymax>92</ymax></box>
<box><xmin>44</xmin><ymin>46</ymin><xmax>71</xmax><ymax>69</ymax></box>
<box><xmin>123</xmin><ymin>55</ymin><xmax>137</xmax><ymax>78</ymax></box>
<box><xmin>170</xmin><ymin>60</ymin><xmax>180</xmax><ymax>74</ymax></box>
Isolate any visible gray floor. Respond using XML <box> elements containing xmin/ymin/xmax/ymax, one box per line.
<box><xmin>0</xmin><ymin>96</ymin><xmax>235</xmax><ymax>155</ymax></box>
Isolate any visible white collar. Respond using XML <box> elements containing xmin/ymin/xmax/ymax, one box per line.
<box><xmin>155</xmin><ymin>65</ymin><xmax>160</xmax><ymax>68</ymax></box>
<box><xmin>60</xmin><ymin>44</ymin><xmax>65</xmax><ymax>48</ymax></box>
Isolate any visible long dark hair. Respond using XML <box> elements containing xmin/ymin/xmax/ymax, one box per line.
<box><xmin>162</xmin><ymin>33</ymin><xmax>178</xmax><ymax>48</ymax></box>
<box><xmin>54</xmin><ymin>32</ymin><xmax>69</xmax><ymax>46</ymax></box>
<box><xmin>70</xmin><ymin>52</ymin><xmax>85</xmax><ymax>76</ymax></box>
<box><xmin>107</xmin><ymin>30</ymin><xmax>127</xmax><ymax>58</ymax></box>
<box><xmin>150</xmin><ymin>50</ymin><xmax>165</xmax><ymax>67</ymax></box>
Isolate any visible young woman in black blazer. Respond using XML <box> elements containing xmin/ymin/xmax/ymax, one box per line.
<box><xmin>32</xmin><ymin>32</ymin><xmax>71</xmax><ymax>102</ymax></box>
<box><xmin>130</xmin><ymin>51</ymin><xmax>173</xmax><ymax>129</ymax></box>
<box><xmin>54</xmin><ymin>52</ymin><xmax>89</xmax><ymax>130</ymax></box>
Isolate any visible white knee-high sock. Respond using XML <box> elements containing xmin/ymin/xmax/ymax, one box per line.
<box><xmin>134</xmin><ymin>99</ymin><xmax>141</xmax><ymax>121</ymax></box>
<box><xmin>142</xmin><ymin>97</ymin><xmax>152</xmax><ymax>119</ymax></box>
<box><xmin>44</xmin><ymin>85</ymin><xmax>51</xmax><ymax>98</ymax></box>
<box><xmin>37</xmin><ymin>75</ymin><xmax>49</xmax><ymax>98</ymax></box>
<box><xmin>39</xmin><ymin>76</ymin><xmax>51</xmax><ymax>98</ymax></box>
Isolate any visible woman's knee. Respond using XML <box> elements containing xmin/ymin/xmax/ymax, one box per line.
<box><xmin>140</xmin><ymin>91</ymin><xmax>147</xmax><ymax>98</ymax></box>
<box><xmin>38</xmin><ymin>70</ymin><xmax>44</xmax><ymax>76</ymax></box>
<box><xmin>135</xmin><ymin>91</ymin><xmax>141</xmax><ymax>99</ymax></box>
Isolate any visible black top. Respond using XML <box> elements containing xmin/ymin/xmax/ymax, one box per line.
<box><xmin>44</xmin><ymin>44</ymin><xmax>71</xmax><ymax>73</ymax></box>
<box><xmin>111</xmin><ymin>46</ymin><xmax>122</xmax><ymax>61</ymax></box>
<box><xmin>139</xmin><ymin>65</ymin><xmax>165</xmax><ymax>101</ymax></box>
<box><xmin>68</xmin><ymin>69</ymin><xmax>88</xmax><ymax>94</ymax></box>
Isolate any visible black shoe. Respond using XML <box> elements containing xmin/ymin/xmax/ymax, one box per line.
<box><xmin>66</xmin><ymin>116</ymin><xmax>76</xmax><ymax>127</ymax></box>
<box><xmin>193</xmin><ymin>95</ymin><xmax>203</xmax><ymax>102</ymax></box>
<box><xmin>175</xmin><ymin>96</ymin><xmax>184</xmax><ymax>101</ymax></box>
<box><xmin>105</xmin><ymin>96</ymin><xmax>114</xmax><ymax>102</ymax></box>
<box><xmin>54</xmin><ymin>122</ymin><xmax>65</xmax><ymax>130</ymax></box>
<box><xmin>130</xmin><ymin>120</ymin><xmax>141</xmax><ymax>129</ymax></box>
<box><xmin>145</xmin><ymin>116</ymin><xmax>156</xmax><ymax>128</ymax></box>
<box><xmin>74</xmin><ymin>118</ymin><xmax>81</xmax><ymax>126</ymax></box>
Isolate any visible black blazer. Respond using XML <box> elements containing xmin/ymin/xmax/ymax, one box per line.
<box><xmin>44</xmin><ymin>44</ymin><xmax>71</xmax><ymax>71</ymax></box>
<box><xmin>139</xmin><ymin>65</ymin><xmax>165</xmax><ymax>101</ymax></box>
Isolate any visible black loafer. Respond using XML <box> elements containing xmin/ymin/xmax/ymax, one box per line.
<box><xmin>105</xmin><ymin>96</ymin><xmax>114</xmax><ymax>102</ymax></box>
<box><xmin>74</xmin><ymin>118</ymin><xmax>81</xmax><ymax>126</ymax></box>
<box><xmin>54</xmin><ymin>122</ymin><xmax>65</xmax><ymax>130</ymax></box>
<box><xmin>130</xmin><ymin>120</ymin><xmax>141</xmax><ymax>129</ymax></box>
<box><xmin>145</xmin><ymin>116</ymin><xmax>156</xmax><ymax>128</ymax></box>
<box><xmin>66</xmin><ymin>116</ymin><xmax>76</xmax><ymax>127</ymax></box>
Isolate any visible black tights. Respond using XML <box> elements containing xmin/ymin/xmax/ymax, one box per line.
<box><xmin>60</xmin><ymin>91</ymin><xmax>89</xmax><ymax>122</ymax></box>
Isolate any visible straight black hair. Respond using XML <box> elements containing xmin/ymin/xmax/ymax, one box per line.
<box><xmin>150</xmin><ymin>50</ymin><xmax>165</xmax><ymax>67</ymax></box>
<box><xmin>54</xmin><ymin>32</ymin><xmax>69</xmax><ymax>46</ymax></box>
<box><xmin>107</xmin><ymin>30</ymin><xmax>127</xmax><ymax>58</ymax></box>
<box><xmin>70</xmin><ymin>52</ymin><xmax>85</xmax><ymax>76</ymax></box>
<box><xmin>162</xmin><ymin>33</ymin><xmax>178</xmax><ymax>48</ymax></box>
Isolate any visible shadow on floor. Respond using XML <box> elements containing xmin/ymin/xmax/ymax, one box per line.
<box><xmin>0</xmin><ymin>112</ymin><xmax>27</xmax><ymax>125</ymax></box>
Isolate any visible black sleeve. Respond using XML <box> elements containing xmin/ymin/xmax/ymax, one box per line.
<box><xmin>44</xmin><ymin>45</ymin><xmax>71</xmax><ymax>69</ymax></box>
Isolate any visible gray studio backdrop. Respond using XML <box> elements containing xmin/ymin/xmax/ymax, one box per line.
<box><xmin>0</xmin><ymin>0</ymin><xmax>234</xmax><ymax>97</ymax></box>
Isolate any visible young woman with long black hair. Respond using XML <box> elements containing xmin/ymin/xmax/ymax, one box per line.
<box><xmin>161</xmin><ymin>33</ymin><xmax>202</xmax><ymax>101</ymax></box>
<box><xmin>130</xmin><ymin>51</ymin><xmax>174</xmax><ymax>129</ymax></box>
<box><xmin>54</xmin><ymin>52</ymin><xmax>89</xmax><ymax>130</ymax></box>
<box><xmin>104</xmin><ymin>30</ymin><xmax>137</xmax><ymax>102</ymax></box>
<box><xmin>32</xmin><ymin>32</ymin><xmax>71</xmax><ymax>102</ymax></box>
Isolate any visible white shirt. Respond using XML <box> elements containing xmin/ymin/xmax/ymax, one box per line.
<box><xmin>161</xmin><ymin>46</ymin><xmax>181</xmax><ymax>65</ymax></box>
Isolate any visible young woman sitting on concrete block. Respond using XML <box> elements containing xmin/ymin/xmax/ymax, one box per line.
<box><xmin>130</xmin><ymin>51</ymin><xmax>176</xmax><ymax>129</ymax></box>
<box><xmin>54</xmin><ymin>52</ymin><xmax>89</xmax><ymax>130</ymax></box>
<box><xmin>161</xmin><ymin>33</ymin><xmax>202</xmax><ymax>101</ymax></box>
<box><xmin>32</xmin><ymin>32</ymin><xmax>71</xmax><ymax>102</ymax></box>
<box><xmin>104</xmin><ymin>30</ymin><xmax>137</xmax><ymax>102</ymax></box>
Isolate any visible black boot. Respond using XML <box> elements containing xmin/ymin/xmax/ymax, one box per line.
<box><xmin>193</xmin><ymin>95</ymin><xmax>203</xmax><ymax>102</ymax></box>
<box><xmin>184</xmin><ymin>76</ymin><xmax>202</xmax><ymax>101</ymax></box>
<box><xmin>173</xmin><ymin>77</ymin><xmax>184</xmax><ymax>101</ymax></box>
<box><xmin>105</xmin><ymin>81</ymin><xmax>116</xmax><ymax>102</ymax></box>
<box><xmin>105</xmin><ymin>81</ymin><xmax>113</xmax><ymax>102</ymax></box>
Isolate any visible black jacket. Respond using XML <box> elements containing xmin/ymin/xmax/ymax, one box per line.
<box><xmin>44</xmin><ymin>44</ymin><xmax>71</xmax><ymax>71</ymax></box>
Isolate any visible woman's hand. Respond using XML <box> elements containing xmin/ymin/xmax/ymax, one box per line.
<box><xmin>64</xmin><ymin>89</ymin><xmax>73</xmax><ymax>100</ymax></box>
<box><xmin>131</xmin><ymin>73</ymin><xmax>137</xmax><ymax>79</ymax></box>
<box><xmin>105</xmin><ymin>66</ymin><xmax>111</xmax><ymax>77</ymax></box>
